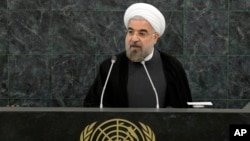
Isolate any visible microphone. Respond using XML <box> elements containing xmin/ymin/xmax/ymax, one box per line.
<box><xmin>141</xmin><ymin>60</ymin><xmax>160</xmax><ymax>109</ymax></box>
<box><xmin>100</xmin><ymin>56</ymin><xmax>117</xmax><ymax>108</ymax></box>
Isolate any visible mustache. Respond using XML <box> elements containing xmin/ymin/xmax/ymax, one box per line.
<box><xmin>129</xmin><ymin>42</ymin><xmax>141</xmax><ymax>48</ymax></box>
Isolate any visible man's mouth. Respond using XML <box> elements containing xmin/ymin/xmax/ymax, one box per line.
<box><xmin>130</xmin><ymin>44</ymin><xmax>141</xmax><ymax>49</ymax></box>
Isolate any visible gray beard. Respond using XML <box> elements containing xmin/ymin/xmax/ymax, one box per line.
<box><xmin>126</xmin><ymin>49</ymin><xmax>145</xmax><ymax>62</ymax></box>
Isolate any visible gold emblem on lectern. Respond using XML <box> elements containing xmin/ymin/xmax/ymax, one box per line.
<box><xmin>80</xmin><ymin>118</ymin><xmax>156</xmax><ymax>141</ymax></box>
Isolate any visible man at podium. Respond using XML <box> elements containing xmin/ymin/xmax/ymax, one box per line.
<box><xmin>84</xmin><ymin>3</ymin><xmax>192</xmax><ymax>108</ymax></box>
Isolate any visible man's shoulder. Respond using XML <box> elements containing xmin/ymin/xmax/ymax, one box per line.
<box><xmin>159</xmin><ymin>51</ymin><xmax>180</xmax><ymax>62</ymax></box>
<box><xmin>158</xmin><ymin>50</ymin><xmax>184</xmax><ymax>69</ymax></box>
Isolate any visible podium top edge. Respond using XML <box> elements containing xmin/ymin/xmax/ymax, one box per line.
<box><xmin>0</xmin><ymin>107</ymin><xmax>249</xmax><ymax>113</ymax></box>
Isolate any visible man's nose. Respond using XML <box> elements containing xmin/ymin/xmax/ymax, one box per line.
<box><xmin>131</xmin><ymin>33</ymin><xmax>140</xmax><ymax>41</ymax></box>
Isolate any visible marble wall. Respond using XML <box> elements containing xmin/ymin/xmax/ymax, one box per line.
<box><xmin>0</xmin><ymin>0</ymin><xmax>249</xmax><ymax>108</ymax></box>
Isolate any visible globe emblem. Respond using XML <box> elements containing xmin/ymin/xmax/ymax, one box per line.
<box><xmin>80</xmin><ymin>118</ymin><xmax>156</xmax><ymax>141</ymax></box>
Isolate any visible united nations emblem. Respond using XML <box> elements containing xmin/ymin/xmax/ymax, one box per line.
<box><xmin>80</xmin><ymin>118</ymin><xmax>156</xmax><ymax>141</ymax></box>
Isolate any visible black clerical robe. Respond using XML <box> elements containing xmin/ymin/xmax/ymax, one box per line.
<box><xmin>84</xmin><ymin>50</ymin><xmax>192</xmax><ymax>108</ymax></box>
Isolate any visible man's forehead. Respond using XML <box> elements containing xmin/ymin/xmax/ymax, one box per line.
<box><xmin>127</xmin><ymin>19</ymin><xmax>153</xmax><ymax>31</ymax></box>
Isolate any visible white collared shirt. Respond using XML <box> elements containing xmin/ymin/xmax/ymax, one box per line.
<box><xmin>144</xmin><ymin>48</ymin><xmax>154</xmax><ymax>61</ymax></box>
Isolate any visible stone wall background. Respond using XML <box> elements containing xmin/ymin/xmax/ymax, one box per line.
<box><xmin>0</xmin><ymin>0</ymin><xmax>249</xmax><ymax>108</ymax></box>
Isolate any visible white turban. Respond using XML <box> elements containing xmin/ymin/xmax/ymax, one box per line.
<box><xmin>124</xmin><ymin>3</ymin><xmax>166</xmax><ymax>37</ymax></box>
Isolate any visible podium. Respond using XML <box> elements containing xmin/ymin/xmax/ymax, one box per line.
<box><xmin>0</xmin><ymin>107</ymin><xmax>249</xmax><ymax>141</ymax></box>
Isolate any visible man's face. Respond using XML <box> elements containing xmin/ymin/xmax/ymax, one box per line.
<box><xmin>125</xmin><ymin>19</ymin><xmax>159</xmax><ymax>62</ymax></box>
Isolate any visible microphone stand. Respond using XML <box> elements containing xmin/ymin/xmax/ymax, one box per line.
<box><xmin>141</xmin><ymin>60</ymin><xmax>160</xmax><ymax>109</ymax></box>
<box><xmin>100</xmin><ymin>56</ymin><xmax>116</xmax><ymax>109</ymax></box>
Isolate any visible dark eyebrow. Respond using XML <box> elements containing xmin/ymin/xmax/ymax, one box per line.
<box><xmin>127</xmin><ymin>27</ymin><xmax>149</xmax><ymax>33</ymax></box>
<box><xmin>128</xmin><ymin>27</ymin><xmax>133</xmax><ymax>30</ymax></box>
<box><xmin>139</xmin><ymin>29</ymin><xmax>148</xmax><ymax>33</ymax></box>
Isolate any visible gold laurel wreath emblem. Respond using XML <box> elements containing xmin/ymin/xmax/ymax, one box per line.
<box><xmin>80</xmin><ymin>119</ymin><xmax>156</xmax><ymax>141</ymax></box>
<box><xmin>139</xmin><ymin>122</ymin><xmax>156</xmax><ymax>141</ymax></box>
<box><xmin>80</xmin><ymin>122</ymin><xmax>97</xmax><ymax>141</ymax></box>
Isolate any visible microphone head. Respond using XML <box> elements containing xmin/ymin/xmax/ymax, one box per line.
<box><xmin>140</xmin><ymin>60</ymin><xmax>145</xmax><ymax>65</ymax></box>
<box><xmin>111</xmin><ymin>56</ymin><xmax>117</xmax><ymax>63</ymax></box>
<box><xmin>140</xmin><ymin>58</ymin><xmax>145</xmax><ymax>65</ymax></box>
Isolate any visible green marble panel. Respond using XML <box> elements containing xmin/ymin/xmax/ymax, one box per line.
<box><xmin>0</xmin><ymin>55</ymin><xmax>8</xmax><ymax>98</ymax></box>
<box><xmin>8</xmin><ymin>11</ymin><xmax>51</xmax><ymax>55</ymax></box>
<box><xmin>0</xmin><ymin>11</ymin><xmax>7</xmax><ymax>54</ymax></box>
<box><xmin>185</xmin><ymin>11</ymin><xmax>228</xmax><ymax>55</ymax></box>
<box><xmin>51</xmin><ymin>11</ymin><xmax>97</xmax><ymax>55</ymax></box>
<box><xmin>186</xmin><ymin>0</ymin><xmax>228</xmax><ymax>10</ymax></box>
<box><xmin>51</xmin><ymin>54</ymin><xmax>95</xmax><ymax>107</ymax></box>
<box><xmin>229</xmin><ymin>56</ymin><xmax>250</xmax><ymax>99</ymax></box>
<box><xmin>8</xmin><ymin>0</ymin><xmax>50</xmax><ymax>10</ymax></box>
<box><xmin>180</xmin><ymin>56</ymin><xmax>228</xmax><ymax>100</ymax></box>
<box><xmin>8</xmin><ymin>55</ymin><xmax>51</xmax><ymax>99</ymax></box>
<box><xmin>229</xmin><ymin>12</ymin><xmax>250</xmax><ymax>55</ymax></box>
